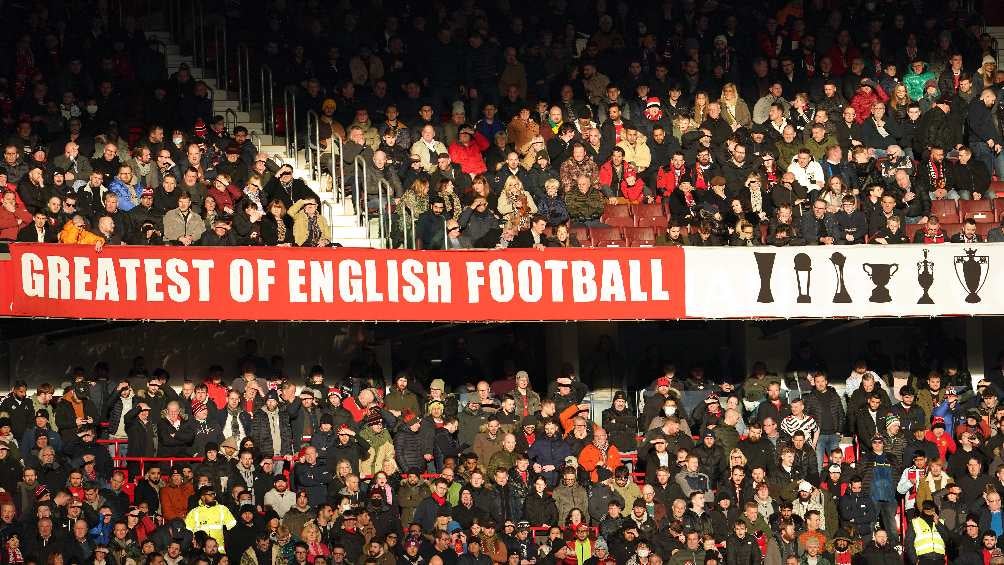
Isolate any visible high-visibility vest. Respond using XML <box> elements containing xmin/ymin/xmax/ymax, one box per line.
<box><xmin>911</xmin><ymin>517</ymin><xmax>946</xmax><ymax>556</ymax></box>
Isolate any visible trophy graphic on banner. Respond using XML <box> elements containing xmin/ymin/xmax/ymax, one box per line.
<box><xmin>863</xmin><ymin>263</ymin><xmax>898</xmax><ymax>303</ymax></box>
<box><xmin>794</xmin><ymin>253</ymin><xmax>812</xmax><ymax>303</ymax></box>
<box><xmin>917</xmin><ymin>249</ymin><xmax>935</xmax><ymax>304</ymax></box>
<box><xmin>830</xmin><ymin>252</ymin><xmax>851</xmax><ymax>303</ymax></box>
<box><xmin>754</xmin><ymin>252</ymin><xmax>776</xmax><ymax>303</ymax></box>
<box><xmin>954</xmin><ymin>248</ymin><xmax>989</xmax><ymax>303</ymax></box>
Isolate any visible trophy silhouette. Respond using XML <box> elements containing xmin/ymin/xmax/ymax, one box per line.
<box><xmin>830</xmin><ymin>252</ymin><xmax>851</xmax><ymax>303</ymax></box>
<box><xmin>917</xmin><ymin>249</ymin><xmax>935</xmax><ymax>304</ymax></box>
<box><xmin>954</xmin><ymin>248</ymin><xmax>989</xmax><ymax>303</ymax></box>
<box><xmin>754</xmin><ymin>252</ymin><xmax>776</xmax><ymax>303</ymax></box>
<box><xmin>863</xmin><ymin>263</ymin><xmax>899</xmax><ymax>303</ymax></box>
<box><xmin>794</xmin><ymin>253</ymin><xmax>812</xmax><ymax>303</ymax></box>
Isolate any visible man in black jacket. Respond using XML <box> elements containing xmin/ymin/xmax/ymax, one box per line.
<box><xmin>803</xmin><ymin>372</ymin><xmax>846</xmax><ymax>473</ymax></box>
<box><xmin>16</xmin><ymin>210</ymin><xmax>59</xmax><ymax>242</ymax></box>
<box><xmin>25</xmin><ymin>517</ymin><xmax>69</xmax><ymax>564</ymax></box>
<box><xmin>725</xmin><ymin>520</ymin><xmax>762</xmax><ymax>565</ymax></box>
<box><xmin>966</xmin><ymin>88</ymin><xmax>1004</xmax><ymax>178</ymax></box>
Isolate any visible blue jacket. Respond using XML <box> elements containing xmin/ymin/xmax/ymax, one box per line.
<box><xmin>107</xmin><ymin>178</ymin><xmax>140</xmax><ymax>211</ymax></box>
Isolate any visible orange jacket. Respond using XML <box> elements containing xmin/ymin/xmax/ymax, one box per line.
<box><xmin>58</xmin><ymin>220</ymin><xmax>105</xmax><ymax>245</ymax></box>
<box><xmin>160</xmin><ymin>481</ymin><xmax>195</xmax><ymax>521</ymax></box>
<box><xmin>578</xmin><ymin>443</ymin><xmax>623</xmax><ymax>482</ymax></box>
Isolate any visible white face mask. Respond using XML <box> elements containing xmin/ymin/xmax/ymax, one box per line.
<box><xmin>86</xmin><ymin>105</ymin><xmax>98</xmax><ymax>114</ymax></box>
<box><xmin>341</xmin><ymin>504</ymin><xmax>351</xmax><ymax>513</ymax></box>
<box><xmin>637</xmin><ymin>549</ymin><xmax>651</xmax><ymax>558</ymax></box>
<box><xmin>173</xmin><ymin>137</ymin><xmax>184</xmax><ymax>145</ymax></box>
<box><xmin>664</xmin><ymin>406</ymin><xmax>676</xmax><ymax>416</ymax></box>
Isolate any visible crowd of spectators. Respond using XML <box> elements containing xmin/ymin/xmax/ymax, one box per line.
<box><xmin>1</xmin><ymin>0</ymin><xmax>1003</xmax><ymax>249</ymax></box>
<box><xmin>1</xmin><ymin>338</ymin><xmax>1003</xmax><ymax>565</ymax></box>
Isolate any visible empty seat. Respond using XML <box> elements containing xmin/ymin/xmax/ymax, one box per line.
<box><xmin>601</xmin><ymin>204</ymin><xmax>631</xmax><ymax>219</ymax></box>
<box><xmin>624</xmin><ymin>226</ymin><xmax>657</xmax><ymax>246</ymax></box>
<box><xmin>632</xmin><ymin>202</ymin><xmax>665</xmax><ymax>217</ymax></box>
<box><xmin>977</xmin><ymin>222</ymin><xmax>994</xmax><ymax>240</ymax></box>
<box><xmin>930</xmin><ymin>199</ymin><xmax>960</xmax><ymax>223</ymax></box>
<box><xmin>635</xmin><ymin>215</ymin><xmax>670</xmax><ymax>228</ymax></box>
<box><xmin>960</xmin><ymin>199</ymin><xmax>994</xmax><ymax>222</ymax></box>
<box><xmin>905</xmin><ymin>223</ymin><xmax>924</xmax><ymax>242</ymax></box>
<box><xmin>602</xmin><ymin>215</ymin><xmax>636</xmax><ymax>228</ymax></box>
<box><xmin>589</xmin><ymin>226</ymin><xmax>625</xmax><ymax>247</ymax></box>
<box><xmin>571</xmin><ymin>225</ymin><xmax>591</xmax><ymax>246</ymax></box>
<box><xmin>995</xmin><ymin>197</ymin><xmax>1004</xmax><ymax>221</ymax></box>
<box><xmin>991</xmin><ymin>180</ymin><xmax>1004</xmax><ymax>198</ymax></box>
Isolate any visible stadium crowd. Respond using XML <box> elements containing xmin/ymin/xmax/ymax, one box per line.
<box><xmin>0</xmin><ymin>340</ymin><xmax>1002</xmax><ymax>565</ymax></box>
<box><xmin>1</xmin><ymin>1</ymin><xmax>1003</xmax><ymax>249</ymax></box>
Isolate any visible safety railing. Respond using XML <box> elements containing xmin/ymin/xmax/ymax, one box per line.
<box><xmin>330</xmin><ymin>135</ymin><xmax>344</xmax><ymax>196</ymax></box>
<box><xmin>353</xmin><ymin>154</ymin><xmax>368</xmax><ymax>226</ymax></box>
<box><xmin>260</xmin><ymin>65</ymin><xmax>275</xmax><ymax>136</ymax></box>
<box><xmin>236</xmin><ymin>44</ymin><xmax>252</xmax><ymax>113</ymax></box>
<box><xmin>224</xmin><ymin>108</ymin><xmax>238</xmax><ymax>136</ymax></box>
<box><xmin>283</xmin><ymin>87</ymin><xmax>298</xmax><ymax>160</ymax></box>
<box><xmin>306</xmin><ymin>110</ymin><xmax>322</xmax><ymax>181</ymax></box>
<box><xmin>375</xmin><ymin>179</ymin><xmax>393</xmax><ymax>247</ymax></box>
<box><xmin>402</xmin><ymin>207</ymin><xmax>417</xmax><ymax>250</ymax></box>
<box><xmin>212</xmin><ymin>24</ymin><xmax>230</xmax><ymax>93</ymax></box>
<box><xmin>190</xmin><ymin>0</ymin><xmax>207</xmax><ymax>70</ymax></box>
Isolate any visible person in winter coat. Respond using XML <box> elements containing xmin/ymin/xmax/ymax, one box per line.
<box><xmin>527</xmin><ymin>418</ymin><xmax>572</xmax><ymax>486</ymax></box>
<box><xmin>837</xmin><ymin>477</ymin><xmax>879</xmax><ymax>533</ymax></box>
<box><xmin>523</xmin><ymin>476</ymin><xmax>559</xmax><ymax>526</ymax></box>
<box><xmin>393</xmin><ymin>410</ymin><xmax>434</xmax><ymax>474</ymax></box>
<box><xmin>107</xmin><ymin>165</ymin><xmax>141</xmax><ymax>212</ymax></box>
<box><xmin>552</xmin><ymin>468</ymin><xmax>588</xmax><ymax>525</ymax></box>
<box><xmin>599</xmin><ymin>148</ymin><xmax>646</xmax><ymax>203</ymax></box>
<box><xmin>326</xmin><ymin>425</ymin><xmax>371</xmax><ymax>475</ymax></box>
<box><xmin>251</xmin><ymin>392</ymin><xmax>293</xmax><ymax>460</ymax></box>
<box><xmin>850</xmin><ymin>80</ymin><xmax>889</xmax><ymax>124</ymax></box>
<box><xmin>725</xmin><ymin>521</ymin><xmax>763</xmax><ymax>565</ymax></box>
<box><xmin>358</xmin><ymin>413</ymin><xmax>396</xmax><ymax>477</ymax></box>
<box><xmin>601</xmin><ymin>392</ymin><xmax>638</xmax><ymax>453</ymax></box>
<box><xmin>904</xmin><ymin>61</ymin><xmax>938</xmax><ymax>101</ymax></box>
<box><xmin>53</xmin><ymin>386</ymin><xmax>99</xmax><ymax>443</ymax></box>
<box><xmin>160</xmin><ymin>466</ymin><xmax>194</xmax><ymax>521</ymax></box>
<box><xmin>857</xmin><ymin>529</ymin><xmax>900</xmax><ymax>565</ymax></box>
<box><xmin>448</xmin><ymin>126</ymin><xmax>490</xmax><ymax>176</ymax></box>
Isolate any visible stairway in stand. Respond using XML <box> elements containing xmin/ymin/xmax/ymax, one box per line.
<box><xmin>148</xmin><ymin>18</ymin><xmax>387</xmax><ymax>248</ymax></box>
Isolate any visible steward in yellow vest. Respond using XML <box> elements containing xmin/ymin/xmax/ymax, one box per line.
<box><xmin>905</xmin><ymin>500</ymin><xmax>948</xmax><ymax>565</ymax></box>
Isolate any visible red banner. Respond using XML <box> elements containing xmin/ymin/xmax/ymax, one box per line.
<box><xmin>6</xmin><ymin>244</ymin><xmax>686</xmax><ymax>321</ymax></box>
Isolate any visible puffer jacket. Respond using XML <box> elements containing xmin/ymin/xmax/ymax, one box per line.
<box><xmin>448</xmin><ymin>136</ymin><xmax>490</xmax><ymax>176</ymax></box>
<box><xmin>393</xmin><ymin>419</ymin><xmax>434</xmax><ymax>473</ymax></box>
<box><xmin>598</xmin><ymin>160</ymin><xmax>645</xmax><ymax>201</ymax></box>
<box><xmin>58</xmin><ymin>220</ymin><xmax>105</xmax><ymax>245</ymax></box>
<box><xmin>850</xmin><ymin>84</ymin><xmax>889</xmax><ymax>124</ymax></box>
<box><xmin>108</xmin><ymin>178</ymin><xmax>140</xmax><ymax>211</ymax></box>
<box><xmin>526</xmin><ymin>432</ymin><xmax>571</xmax><ymax>484</ymax></box>
<box><xmin>250</xmin><ymin>405</ymin><xmax>293</xmax><ymax>457</ymax></box>
<box><xmin>602</xmin><ymin>406</ymin><xmax>638</xmax><ymax>453</ymax></box>
<box><xmin>802</xmin><ymin>386</ymin><xmax>846</xmax><ymax>435</ymax></box>
<box><xmin>522</xmin><ymin>490</ymin><xmax>559</xmax><ymax>526</ymax></box>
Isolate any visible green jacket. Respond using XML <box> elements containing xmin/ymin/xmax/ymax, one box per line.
<box><xmin>564</xmin><ymin>189</ymin><xmax>605</xmax><ymax>223</ymax></box>
<box><xmin>904</xmin><ymin>68</ymin><xmax>937</xmax><ymax>101</ymax></box>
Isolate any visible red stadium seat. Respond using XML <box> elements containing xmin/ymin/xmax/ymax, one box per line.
<box><xmin>601</xmin><ymin>204</ymin><xmax>631</xmax><ymax>220</ymax></box>
<box><xmin>602</xmin><ymin>216</ymin><xmax>636</xmax><ymax>228</ymax></box>
<box><xmin>930</xmin><ymin>199</ymin><xmax>960</xmax><ymax>224</ymax></box>
<box><xmin>632</xmin><ymin>203</ymin><xmax>665</xmax><ymax>217</ymax></box>
<box><xmin>759</xmin><ymin>224</ymin><xmax>769</xmax><ymax>244</ymax></box>
<box><xmin>635</xmin><ymin>215</ymin><xmax>670</xmax><ymax>228</ymax></box>
<box><xmin>960</xmin><ymin>199</ymin><xmax>994</xmax><ymax>223</ymax></box>
<box><xmin>991</xmin><ymin>180</ymin><xmax>1004</xmax><ymax>198</ymax></box>
<box><xmin>571</xmin><ymin>225</ymin><xmax>591</xmax><ymax>246</ymax></box>
<box><xmin>905</xmin><ymin>223</ymin><xmax>924</xmax><ymax>241</ymax></box>
<box><xmin>977</xmin><ymin>222</ymin><xmax>994</xmax><ymax>240</ymax></box>
<box><xmin>995</xmin><ymin>198</ymin><xmax>1004</xmax><ymax>222</ymax></box>
<box><xmin>942</xmin><ymin>222</ymin><xmax>962</xmax><ymax>240</ymax></box>
<box><xmin>590</xmin><ymin>226</ymin><xmax>626</xmax><ymax>247</ymax></box>
<box><xmin>624</xmin><ymin>227</ymin><xmax>657</xmax><ymax>246</ymax></box>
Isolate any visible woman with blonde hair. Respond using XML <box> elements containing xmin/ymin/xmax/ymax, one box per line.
<box><xmin>398</xmin><ymin>177</ymin><xmax>431</xmax><ymax>232</ymax></box>
<box><xmin>692</xmin><ymin>92</ymin><xmax>710</xmax><ymax>125</ymax></box>
<box><xmin>300</xmin><ymin>523</ymin><xmax>330</xmax><ymax>563</ymax></box>
<box><xmin>719</xmin><ymin>83</ymin><xmax>752</xmax><ymax>129</ymax></box>
<box><xmin>887</xmin><ymin>84</ymin><xmax>911</xmax><ymax>122</ymax></box>
<box><xmin>820</xmin><ymin>176</ymin><xmax>849</xmax><ymax>213</ymax></box>
<box><xmin>496</xmin><ymin>176</ymin><xmax>538</xmax><ymax>231</ymax></box>
<box><xmin>728</xmin><ymin>448</ymin><xmax>749</xmax><ymax>470</ymax></box>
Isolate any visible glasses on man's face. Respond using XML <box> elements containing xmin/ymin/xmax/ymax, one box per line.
<box><xmin>250</xmin><ymin>184</ymin><xmax>261</xmax><ymax>189</ymax></box>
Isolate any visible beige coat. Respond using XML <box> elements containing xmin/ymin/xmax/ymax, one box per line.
<box><xmin>410</xmin><ymin>139</ymin><xmax>448</xmax><ymax>173</ymax></box>
<box><xmin>618</xmin><ymin>134</ymin><xmax>652</xmax><ymax>172</ymax></box>
<box><xmin>289</xmin><ymin>199</ymin><xmax>332</xmax><ymax>246</ymax></box>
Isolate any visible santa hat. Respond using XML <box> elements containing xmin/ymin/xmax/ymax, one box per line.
<box><xmin>645</xmin><ymin>97</ymin><xmax>662</xmax><ymax>109</ymax></box>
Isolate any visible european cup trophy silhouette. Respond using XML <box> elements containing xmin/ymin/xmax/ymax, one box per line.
<box><xmin>917</xmin><ymin>249</ymin><xmax>935</xmax><ymax>304</ymax></box>
<box><xmin>863</xmin><ymin>263</ymin><xmax>898</xmax><ymax>303</ymax></box>
<box><xmin>793</xmin><ymin>253</ymin><xmax>812</xmax><ymax>303</ymax></box>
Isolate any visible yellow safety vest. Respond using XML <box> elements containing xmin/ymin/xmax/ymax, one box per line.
<box><xmin>185</xmin><ymin>503</ymin><xmax>238</xmax><ymax>552</ymax></box>
<box><xmin>912</xmin><ymin>517</ymin><xmax>945</xmax><ymax>556</ymax></box>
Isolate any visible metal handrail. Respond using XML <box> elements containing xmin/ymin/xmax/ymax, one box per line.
<box><xmin>353</xmin><ymin>155</ymin><xmax>368</xmax><ymax>227</ymax></box>
<box><xmin>331</xmin><ymin>135</ymin><xmax>345</xmax><ymax>201</ymax></box>
<box><xmin>237</xmin><ymin>44</ymin><xmax>251</xmax><ymax>113</ymax></box>
<box><xmin>402</xmin><ymin>207</ymin><xmax>416</xmax><ymax>250</ymax></box>
<box><xmin>305</xmin><ymin>109</ymin><xmax>321</xmax><ymax>181</ymax></box>
<box><xmin>376</xmin><ymin>179</ymin><xmax>392</xmax><ymax>246</ymax></box>
<box><xmin>224</xmin><ymin>108</ymin><xmax>238</xmax><ymax>135</ymax></box>
<box><xmin>213</xmin><ymin>25</ymin><xmax>229</xmax><ymax>94</ymax></box>
<box><xmin>260</xmin><ymin>65</ymin><xmax>274</xmax><ymax>135</ymax></box>
<box><xmin>283</xmin><ymin>87</ymin><xmax>298</xmax><ymax>160</ymax></box>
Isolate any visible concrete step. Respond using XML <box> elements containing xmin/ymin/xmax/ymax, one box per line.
<box><xmin>333</xmin><ymin>237</ymin><xmax>385</xmax><ymax>248</ymax></box>
<box><xmin>212</xmin><ymin>98</ymin><xmax>240</xmax><ymax>110</ymax></box>
<box><xmin>330</xmin><ymin>226</ymin><xmax>368</xmax><ymax>239</ymax></box>
<box><xmin>147</xmin><ymin>31</ymin><xmax>173</xmax><ymax>42</ymax></box>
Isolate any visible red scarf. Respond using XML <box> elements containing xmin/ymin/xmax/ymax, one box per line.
<box><xmin>431</xmin><ymin>493</ymin><xmax>446</xmax><ymax>506</ymax></box>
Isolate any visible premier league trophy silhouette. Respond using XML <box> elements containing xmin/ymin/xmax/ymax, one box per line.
<box><xmin>917</xmin><ymin>249</ymin><xmax>935</xmax><ymax>304</ymax></box>
<box><xmin>862</xmin><ymin>263</ymin><xmax>898</xmax><ymax>303</ymax></box>
<box><xmin>754</xmin><ymin>252</ymin><xmax>776</xmax><ymax>303</ymax></box>
<box><xmin>830</xmin><ymin>252</ymin><xmax>851</xmax><ymax>303</ymax></box>
<box><xmin>954</xmin><ymin>248</ymin><xmax>989</xmax><ymax>303</ymax></box>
